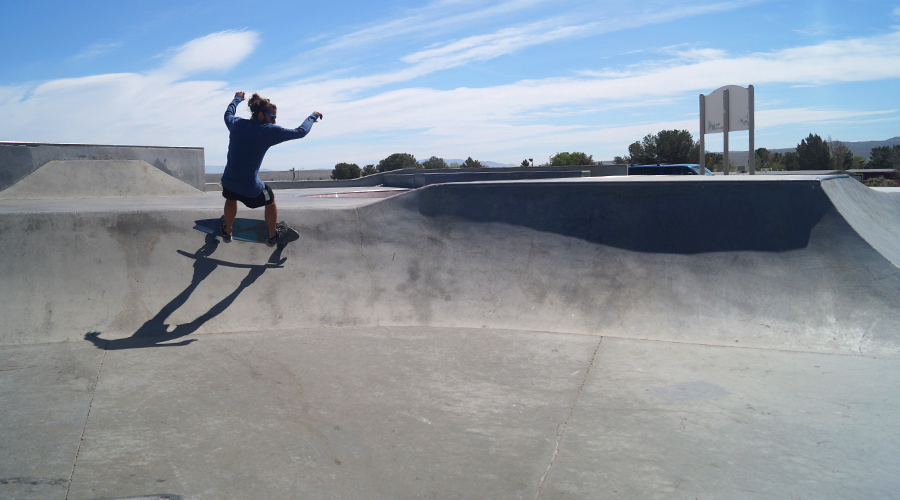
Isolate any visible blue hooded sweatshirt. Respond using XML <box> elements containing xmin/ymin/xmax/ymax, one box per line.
<box><xmin>221</xmin><ymin>96</ymin><xmax>318</xmax><ymax>197</ymax></box>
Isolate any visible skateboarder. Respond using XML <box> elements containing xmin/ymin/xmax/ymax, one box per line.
<box><xmin>220</xmin><ymin>91</ymin><xmax>322</xmax><ymax>246</ymax></box>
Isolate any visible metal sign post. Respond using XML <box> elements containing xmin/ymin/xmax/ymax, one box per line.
<box><xmin>724</xmin><ymin>89</ymin><xmax>730</xmax><ymax>175</ymax></box>
<box><xmin>748</xmin><ymin>85</ymin><xmax>755</xmax><ymax>174</ymax></box>
<box><xmin>699</xmin><ymin>95</ymin><xmax>706</xmax><ymax>173</ymax></box>
<box><xmin>699</xmin><ymin>85</ymin><xmax>755</xmax><ymax>175</ymax></box>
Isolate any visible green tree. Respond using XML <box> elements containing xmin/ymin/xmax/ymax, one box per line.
<box><xmin>550</xmin><ymin>152</ymin><xmax>594</xmax><ymax>166</ymax></box>
<box><xmin>868</xmin><ymin>145</ymin><xmax>900</xmax><ymax>169</ymax></box>
<box><xmin>331</xmin><ymin>162</ymin><xmax>361</xmax><ymax>180</ymax></box>
<box><xmin>783</xmin><ymin>151</ymin><xmax>800</xmax><ymax>170</ymax></box>
<box><xmin>627</xmin><ymin>139</ymin><xmax>654</xmax><ymax>165</ymax></box>
<box><xmin>796</xmin><ymin>134</ymin><xmax>830</xmax><ymax>170</ymax></box>
<box><xmin>640</xmin><ymin>134</ymin><xmax>657</xmax><ymax>163</ymax></box>
<box><xmin>827</xmin><ymin>138</ymin><xmax>852</xmax><ymax>170</ymax></box>
<box><xmin>832</xmin><ymin>148</ymin><xmax>853</xmax><ymax>170</ymax></box>
<box><xmin>613</xmin><ymin>156</ymin><xmax>628</xmax><ymax>165</ymax></box>
<box><xmin>754</xmin><ymin>147</ymin><xmax>785</xmax><ymax>171</ymax></box>
<box><xmin>654</xmin><ymin>129</ymin><xmax>697</xmax><ymax>164</ymax></box>
<box><xmin>361</xmin><ymin>164</ymin><xmax>377</xmax><ymax>176</ymax></box>
<box><xmin>463</xmin><ymin>157</ymin><xmax>484</xmax><ymax>168</ymax></box>
<box><xmin>520</xmin><ymin>159</ymin><xmax>530</xmax><ymax>167</ymax></box>
<box><xmin>377</xmin><ymin>153</ymin><xmax>419</xmax><ymax>172</ymax></box>
<box><xmin>851</xmin><ymin>156</ymin><xmax>867</xmax><ymax>169</ymax></box>
<box><xmin>421</xmin><ymin>156</ymin><xmax>449</xmax><ymax>170</ymax></box>
<box><xmin>704</xmin><ymin>152</ymin><xmax>724</xmax><ymax>171</ymax></box>
<box><xmin>754</xmin><ymin>147</ymin><xmax>770</xmax><ymax>168</ymax></box>
<box><xmin>625</xmin><ymin>130</ymin><xmax>698</xmax><ymax>165</ymax></box>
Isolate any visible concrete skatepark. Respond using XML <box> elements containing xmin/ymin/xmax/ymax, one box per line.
<box><xmin>2</xmin><ymin>154</ymin><xmax>900</xmax><ymax>499</ymax></box>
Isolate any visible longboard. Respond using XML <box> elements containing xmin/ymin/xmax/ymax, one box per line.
<box><xmin>193</xmin><ymin>218</ymin><xmax>300</xmax><ymax>245</ymax></box>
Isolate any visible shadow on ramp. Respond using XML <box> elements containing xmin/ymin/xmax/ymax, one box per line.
<box><xmin>84</xmin><ymin>234</ymin><xmax>287</xmax><ymax>350</ymax></box>
<box><xmin>412</xmin><ymin>181</ymin><xmax>834</xmax><ymax>253</ymax></box>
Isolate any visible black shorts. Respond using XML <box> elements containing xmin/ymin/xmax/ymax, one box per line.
<box><xmin>222</xmin><ymin>184</ymin><xmax>275</xmax><ymax>209</ymax></box>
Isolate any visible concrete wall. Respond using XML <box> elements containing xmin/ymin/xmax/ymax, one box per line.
<box><xmin>228</xmin><ymin>164</ymin><xmax>627</xmax><ymax>190</ymax></box>
<box><xmin>0</xmin><ymin>142</ymin><xmax>205</xmax><ymax>191</ymax></box>
<box><xmin>383</xmin><ymin>169</ymin><xmax>589</xmax><ymax>188</ymax></box>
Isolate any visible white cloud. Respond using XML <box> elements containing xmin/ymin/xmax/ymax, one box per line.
<box><xmin>572</xmin><ymin>29</ymin><xmax>900</xmax><ymax>92</ymax></box>
<box><xmin>317</xmin><ymin>0</ymin><xmax>551</xmax><ymax>52</ymax></box>
<box><xmin>254</xmin><ymin>27</ymin><xmax>900</xmax><ymax>163</ymax></box>
<box><xmin>273</xmin><ymin>0</ymin><xmax>762</xmax><ymax>83</ymax></box>
<box><xmin>70</xmin><ymin>42</ymin><xmax>124</xmax><ymax>62</ymax></box>
<box><xmin>272</xmin><ymin>19</ymin><xmax>597</xmax><ymax>99</ymax></box>
<box><xmin>674</xmin><ymin>48</ymin><xmax>729</xmax><ymax>61</ymax></box>
<box><xmin>280</xmin><ymin>1</ymin><xmax>768</xmax><ymax>99</ymax></box>
<box><xmin>0</xmin><ymin>84</ymin><xmax>34</xmax><ymax>102</ymax></box>
<box><xmin>792</xmin><ymin>25</ymin><xmax>831</xmax><ymax>37</ymax></box>
<box><xmin>2</xmin><ymin>24</ymin><xmax>899</xmax><ymax>168</ymax></box>
<box><xmin>756</xmin><ymin>108</ymin><xmax>897</xmax><ymax>127</ymax></box>
<box><xmin>157</xmin><ymin>30</ymin><xmax>259</xmax><ymax>80</ymax></box>
<box><xmin>0</xmin><ymin>32</ymin><xmax>260</xmax><ymax>147</ymax></box>
<box><xmin>402</xmin><ymin>21</ymin><xmax>593</xmax><ymax>68</ymax></box>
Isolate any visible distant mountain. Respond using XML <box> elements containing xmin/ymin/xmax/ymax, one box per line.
<box><xmin>444</xmin><ymin>158</ymin><xmax>518</xmax><ymax>167</ymax></box>
<box><xmin>720</xmin><ymin>137</ymin><xmax>900</xmax><ymax>165</ymax></box>
<box><xmin>840</xmin><ymin>137</ymin><xmax>900</xmax><ymax>158</ymax></box>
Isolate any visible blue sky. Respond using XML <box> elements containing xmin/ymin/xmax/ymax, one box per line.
<box><xmin>2</xmin><ymin>0</ymin><xmax>899</xmax><ymax>171</ymax></box>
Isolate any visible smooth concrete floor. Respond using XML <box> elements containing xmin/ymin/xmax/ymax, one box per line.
<box><xmin>2</xmin><ymin>327</ymin><xmax>897</xmax><ymax>500</ymax></box>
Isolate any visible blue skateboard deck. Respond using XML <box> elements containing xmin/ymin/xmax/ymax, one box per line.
<box><xmin>193</xmin><ymin>218</ymin><xmax>300</xmax><ymax>245</ymax></box>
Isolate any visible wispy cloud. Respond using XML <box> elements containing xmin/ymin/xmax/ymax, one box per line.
<box><xmin>0</xmin><ymin>31</ymin><xmax>261</xmax><ymax>148</ymax></box>
<box><xmin>671</xmin><ymin>47</ymin><xmax>729</xmax><ymax>61</ymax></box>
<box><xmin>70</xmin><ymin>42</ymin><xmax>124</xmax><ymax>62</ymax></box>
<box><xmin>792</xmin><ymin>24</ymin><xmax>832</xmax><ymax>37</ymax></box>
<box><xmin>317</xmin><ymin>0</ymin><xmax>550</xmax><ymax>52</ymax></box>
<box><xmin>572</xmin><ymin>29</ymin><xmax>900</xmax><ymax>90</ymax></box>
<box><xmin>272</xmin><ymin>0</ymin><xmax>763</xmax><ymax>84</ymax></box>
<box><xmin>246</xmin><ymin>27</ymin><xmax>900</xmax><ymax>162</ymax></box>
<box><xmin>401</xmin><ymin>20</ymin><xmax>593</xmax><ymax>68</ymax></box>
<box><xmin>2</xmin><ymin>10</ymin><xmax>898</xmax><ymax>167</ymax></box>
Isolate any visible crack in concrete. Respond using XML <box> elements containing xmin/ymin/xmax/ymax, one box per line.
<box><xmin>65</xmin><ymin>345</ymin><xmax>106</xmax><ymax>500</ymax></box>
<box><xmin>534</xmin><ymin>337</ymin><xmax>603</xmax><ymax>500</ymax></box>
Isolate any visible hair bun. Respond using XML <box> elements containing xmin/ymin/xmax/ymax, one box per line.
<box><xmin>248</xmin><ymin>93</ymin><xmax>272</xmax><ymax>114</ymax></box>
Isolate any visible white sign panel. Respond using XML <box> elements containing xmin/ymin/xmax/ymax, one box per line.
<box><xmin>703</xmin><ymin>85</ymin><xmax>750</xmax><ymax>134</ymax></box>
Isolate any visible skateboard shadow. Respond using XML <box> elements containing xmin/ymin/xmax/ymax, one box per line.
<box><xmin>84</xmin><ymin>234</ymin><xmax>287</xmax><ymax>350</ymax></box>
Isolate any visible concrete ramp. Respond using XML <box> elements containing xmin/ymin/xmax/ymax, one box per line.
<box><xmin>821</xmin><ymin>175</ymin><xmax>900</xmax><ymax>268</ymax></box>
<box><xmin>0</xmin><ymin>160</ymin><xmax>204</xmax><ymax>199</ymax></box>
<box><xmin>3</xmin><ymin>174</ymin><xmax>900</xmax><ymax>499</ymax></box>
<box><xmin>1</xmin><ymin>175</ymin><xmax>898</xmax><ymax>355</ymax></box>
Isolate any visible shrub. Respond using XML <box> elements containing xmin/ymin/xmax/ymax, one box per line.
<box><xmin>421</xmin><ymin>156</ymin><xmax>449</xmax><ymax>170</ymax></box>
<box><xmin>866</xmin><ymin>177</ymin><xmax>898</xmax><ymax>187</ymax></box>
<box><xmin>331</xmin><ymin>162</ymin><xmax>361</xmax><ymax>180</ymax></box>
<box><xmin>377</xmin><ymin>153</ymin><xmax>419</xmax><ymax>172</ymax></box>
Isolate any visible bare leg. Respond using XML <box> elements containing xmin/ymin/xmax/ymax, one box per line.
<box><xmin>224</xmin><ymin>199</ymin><xmax>238</xmax><ymax>233</ymax></box>
<box><xmin>265</xmin><ymin>202</ymin><xmax>278</xmax><ymax>237</ymax></box>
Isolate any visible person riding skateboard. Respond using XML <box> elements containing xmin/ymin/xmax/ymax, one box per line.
<box><xmin>220</xmin><ymin>91</ymin><xmax>322</xmax><ymax>246</ymax></box>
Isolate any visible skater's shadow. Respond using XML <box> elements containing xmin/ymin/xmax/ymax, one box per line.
<box><xmin>85</xmin><ymin>234</ymin><xmax>287</xmax><ymax>350</ymax></box>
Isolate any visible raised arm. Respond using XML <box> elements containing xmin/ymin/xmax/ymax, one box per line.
<box><xmin>224</xmin><ymin>91</ymin><xmax>245</xmax><ymax>129</ymax></box>
<box><xmin>264</xmin><ymin>112</ymin><xmax>323</xmax><ymax>145</ymax></box>
<box><xmin>296</xmin><ymin>112</ymin><xmax>323</xmax><ymax>137</ymax></box>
